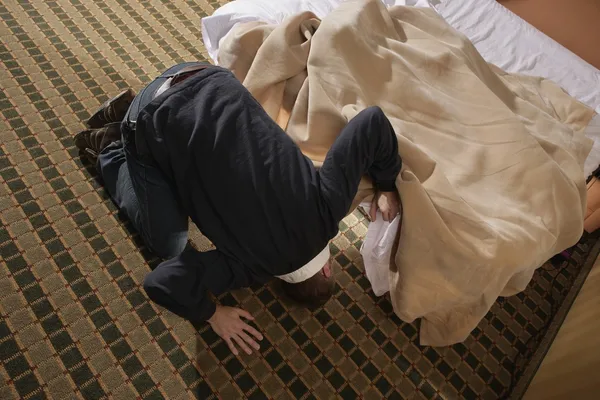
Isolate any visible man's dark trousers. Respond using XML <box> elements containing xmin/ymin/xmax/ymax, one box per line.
<box><xmin>97</xmin><ymin>62</ymin><xmax>207</xmax><ymax>259</ymax></box>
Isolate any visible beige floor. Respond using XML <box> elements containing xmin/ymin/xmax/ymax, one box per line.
<box><xmin>524</xmin><ymin>257</ymin><xmax>600</xmax><ymax>399</ymax></box>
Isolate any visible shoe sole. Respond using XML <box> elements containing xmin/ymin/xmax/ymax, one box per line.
<box><xmin>74</xmin><ymin>130</ymin><xmax>99</xmax><ymax>165</ymax></box>
<box><xmin>74</xmin><ymin>130</ymin><xmax>92</xmax><ymax>151</ymax></box>
<box><xmin>86</xmin><ymin>88</ymin><xmax>135</xmax><ymax>129</ymax></box>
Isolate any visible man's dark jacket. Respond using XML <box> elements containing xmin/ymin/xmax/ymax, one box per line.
<box><xmin>137</xmin><ymin>67</ymin><xmax>401</xmax><ymax>321</ymax></box>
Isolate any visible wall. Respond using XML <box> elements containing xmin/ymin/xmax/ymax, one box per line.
<box><xmin>499</xmin><ymin>0</ymin><xmax>600</xmax><ymax>70</ymax></box>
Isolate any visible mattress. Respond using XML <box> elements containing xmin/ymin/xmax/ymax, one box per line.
<box><xmin>201</xmin><ymin>0</ymin><xmax>600</xmax><ymax>176</ymax></box>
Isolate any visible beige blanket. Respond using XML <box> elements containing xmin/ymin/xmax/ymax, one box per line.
<box><xmin>218</xmin><ymin>0</ymin><xmax>595</xmax><ymax>346</ymax></box>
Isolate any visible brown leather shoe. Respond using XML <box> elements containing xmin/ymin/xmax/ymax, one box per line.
<box><xmin>86</xmin><ymin>88</ymin><xmax>135</xmax><ymax>129</ymax></box>
<box><xmin>75</xmin><ymin>122</ymin><xmax>121</xmax><ymax>164</ymax></box>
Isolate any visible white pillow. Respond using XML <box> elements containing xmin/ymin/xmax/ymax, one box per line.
<box><xmin>201</xmin><ymin>0</ymin><xmax>431</xmax><ymax>63</ymax></box>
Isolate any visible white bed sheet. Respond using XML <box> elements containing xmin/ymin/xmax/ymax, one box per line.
<box><xmin>201</xmin><ymin>0</ymin><xmax>431</xmax><ymax>63</ymax></box>
<box><xmin>201</xmin><ymin>0</ymin><xmax>600</xmax><ymax>175</ymax></box>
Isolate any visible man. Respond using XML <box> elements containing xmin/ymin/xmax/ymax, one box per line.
<box><xmin>75</xmin><ymin>62</ymin><xmax>401</xmax><ymax>355</ymax></box>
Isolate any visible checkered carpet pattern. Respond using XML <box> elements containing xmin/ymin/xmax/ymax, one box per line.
<box><xmin>1</xmin><ymin>1</ymin><xmax>598</xmax><ymax>399</ymax></box>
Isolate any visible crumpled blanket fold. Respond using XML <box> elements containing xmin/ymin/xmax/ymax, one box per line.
<box><xmin>218</xmin><ymin>0</ymin><xmax>595</xmax><ymax>345</ymax></box>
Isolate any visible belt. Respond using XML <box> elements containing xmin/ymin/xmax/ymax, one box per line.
<box><xmin>171</xmin><ymin>64</ymin><xmax>210</xmax><ymax>85</ymax></box>
<box><xmin>154</xmin><ymin>64</ymin><xmax>210</xmax><ymax>98</ymax></box>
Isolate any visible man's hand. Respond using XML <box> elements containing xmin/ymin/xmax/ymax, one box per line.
<box><xmin>208</xmin><ymin>305</ymin><xmax>263</xmax><ymax>356</ymax></box>
<box><xmin>370</xmin><ymin>191</ymin><xmax>400</xmax><ymax>222</ymax></box>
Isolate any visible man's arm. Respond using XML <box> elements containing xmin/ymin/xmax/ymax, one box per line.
<box><xmin>318</xmin><ymin>106</ymin><xmax>402</xmax><ymax>223</ymax></box>
<box><xmin>143</xmin><ymin>248</ymin><xmax>263</xmax><ymax>355</ymax></box>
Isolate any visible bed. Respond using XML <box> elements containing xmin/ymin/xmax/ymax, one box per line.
<box><xmin>200</xmin><ymin>0</ymin><xmax>600</xmax><ymax>346</ymax></box>
<box><xmin>202</xmin><ymin>0</ymin><xmax>600</xmax><ymax>177</ymax></box>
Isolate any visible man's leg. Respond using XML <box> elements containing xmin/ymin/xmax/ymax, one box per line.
<box><xmin>97</xmin><ymin>142</ymin><xmax>189</xmax><ymax>259</ymax></box>
<box><xmin>93</xmin><ymin>62</ymin><xmax>210</xmax><ymax>258</ymax></box>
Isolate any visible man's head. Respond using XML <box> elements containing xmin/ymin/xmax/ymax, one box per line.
<box><xmin>277</xmin><ymin>245</ymin><xmax>335</xmax><ymax>307</ymax></box>
<box><xmin>281</xmin><ymin>259</ymin><xmax>335</xmax><ymax>307</ymax></box>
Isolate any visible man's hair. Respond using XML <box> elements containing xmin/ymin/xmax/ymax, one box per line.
<box><xmin>281</xmin><ymin>263</ymin><xmax>335</xmax><ymax>307</ymax></box>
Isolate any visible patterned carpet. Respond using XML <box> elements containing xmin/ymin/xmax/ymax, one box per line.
<box><xmin>1</xmin><ymin>1</ymin><xmax>599</xmax><ymax>399</ymax></box>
